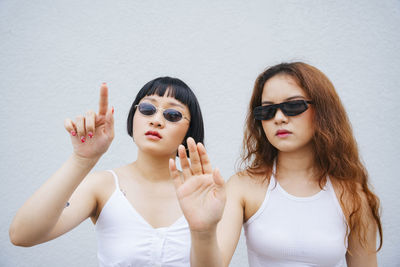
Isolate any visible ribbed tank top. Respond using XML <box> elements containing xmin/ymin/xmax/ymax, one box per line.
<box><xmin>244</xmin><ymin>168</ymin><xmax>348</xmax><ymax>267</ymax></box>
<box><xmin>95</xmin><ymin>170</ymin><xmax>191</xmax><ymax>267</ymax></box>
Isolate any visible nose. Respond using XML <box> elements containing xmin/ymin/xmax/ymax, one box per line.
<box><xmin>149</xmin><ymin>109</ymin><xmax>165</xmax><ymax>128</ymax></box>
<box><xmin>273</xmin><ymin>108</ymin><xmax>288</xmax><ymax>124</ymax></box>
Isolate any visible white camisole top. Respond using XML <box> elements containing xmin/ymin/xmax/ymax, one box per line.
<box><xmin>244</xmin><ymin>169</ymin><xmax>348</xmax><ymax>267</ymax></box>
<box><xmin>95</xmin><ymin>170</ymin><xmax>191</xmax><ymax>267</ymax></box>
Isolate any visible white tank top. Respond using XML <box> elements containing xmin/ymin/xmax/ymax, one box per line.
<box><xmin>244</xmin><ymin>169</ymin><xmax>348</xmax><ymax>267</ymax></box>
<box><xmin>95</xmin><ymin>170</ymin><xmax>191</xmax><ymax>267</ymax></box>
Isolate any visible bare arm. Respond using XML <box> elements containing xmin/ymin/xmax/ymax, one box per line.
<box><xmin>346</xmin><ymin>190</ymin><xmax>379</xmax><ymax>267</ymax></box>
<box><xmin>216</xmin><ymin>175</ymin><xmax>246</xmax><ymax>266</ymax></box>
<box><xmin>10</xmin><ymin>155</ymin><xmax>99</xmax><ymax>246</ymax></box>
<box><xmin>9</xmin><ymin>83</ymin><xmax>114</xmax><ymax>246</ymax></box>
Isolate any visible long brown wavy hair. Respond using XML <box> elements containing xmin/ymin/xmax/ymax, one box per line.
<box><xmin>240</xmin><ymin>62</ymin><xmax>382</xmax><ymax>252</ymax></box>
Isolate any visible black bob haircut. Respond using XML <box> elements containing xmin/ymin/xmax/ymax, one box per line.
<box><xmin>127</xmin><ymin>77</ymin><xmax>204</xmax><ymax>154</ymax></box>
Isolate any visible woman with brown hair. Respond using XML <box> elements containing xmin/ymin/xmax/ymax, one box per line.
<box><xmin>170</xmin><ymin>62</ymin><xmax>382</xmax><ymax>266</ymax></box>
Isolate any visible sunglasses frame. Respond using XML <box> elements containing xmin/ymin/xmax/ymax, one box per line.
<box><xmin>135</xmin><ymin>102</ymin><xmax>190</xmax><ymax>123</ymax></box>
<box><xmin>254</xmin><ymin>100</ymin><xmax>313</xmax><ymax>121</ymax></box>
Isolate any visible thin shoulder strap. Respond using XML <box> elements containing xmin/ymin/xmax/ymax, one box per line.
<box><xmin>272</xmin><ymin>159</ymin><xmax>277</xmax><ymax>174</ymax></box>
<box><xmin>270</xmin><ymin>159</ymin><xmax>277</xmax><ymax>189</ymax></box>
<box><xmin>107</xmin><ymin>170</ymin><xmax>120</xmax><ymax>190</ymax></box>
<box><xmin>326</xmin><ymin>176</ymin><xmax>348</xmax><ymax>227</ymax></box>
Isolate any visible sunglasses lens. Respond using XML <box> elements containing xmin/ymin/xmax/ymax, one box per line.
<box><xmin>164</xmin><ymin>109</ymin><xmax>183</xmax><ymax>122</ymax></box>
<box><xmin>254</xmin><ymin>106</ymin><xmax>277</xmax><ymax>120</ymax></box>
<box><xmin>138</xmin><ymin>103</ymin><xmax>156</xmax><ymax>116</ymax></box>
<box><xmin>282</xmin><ymin>100</ymin><xmax>308</xmax><ymax>116</ymax></box>
<box><xmin>137</xmin><ymin>103</ymin><xmax>185</xmax><ymax>122</ymax></box>
<box><xmin>254</xmin><ymin>100</ymin><xmax>311</xmax><ymax>120</ymax></box>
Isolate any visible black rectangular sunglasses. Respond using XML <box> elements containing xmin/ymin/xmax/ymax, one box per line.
<box><xmin>253</xmin><ymin>100</ymin><xmax>313</xmax><ymax>120</ymax></box>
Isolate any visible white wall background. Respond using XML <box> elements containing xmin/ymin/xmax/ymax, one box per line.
<box><xmin>1</xmin><ymin>1</ymin><xmax>399</xmax><ymax>266</ymax></box>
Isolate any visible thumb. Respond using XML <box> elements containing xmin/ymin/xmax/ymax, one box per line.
<box><xmin>169</xmin><ymin>158</ymin><xmax>183</xmax><ymax>189</ymax></box>
<box><xmin>213</xmin><ymin>168</ymin><xmax>225</xmax><ymax>186</ymax></box>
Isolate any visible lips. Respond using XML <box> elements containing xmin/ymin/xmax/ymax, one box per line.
<box><xmin>145</xmin><ymin>131</ymin><xmax>162</xmax><ymax>139</ymax></box>
<box><xmin>276</xmin><ymin>129</ymin><xmax>291</xmax><ymax>137</ymax></box>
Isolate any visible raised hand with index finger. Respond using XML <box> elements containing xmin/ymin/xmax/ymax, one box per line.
<box><xmin>64</xmin><ymin>83</ymin><xmax>115</xmax><ymax>160</ymax></box>
<box><xmin>169</xmin><ymin>137</ymin><xmax>226</xmax><ymax>232</ymax></box>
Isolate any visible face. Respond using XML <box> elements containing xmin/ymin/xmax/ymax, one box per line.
<box><xmin>260</xmin><ymin>74</ymin><xmax>314</xmax><ymax>153</ymax></box>
<box><xmin>132</xmin><ymin>94</ymin><xmax>191</xmax><ymax>157</ymax></box>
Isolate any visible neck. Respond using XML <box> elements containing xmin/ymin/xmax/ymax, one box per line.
<box><xmin>276</xmin><ymin>145</ymin><xmax>317</xmax><ymax>181</ymax></box>
<box><xmin>131</xmin><ymin>150</ymin><xmax>176</xmax><ymax>182</ymax></box>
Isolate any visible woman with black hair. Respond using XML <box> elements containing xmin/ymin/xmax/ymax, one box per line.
<box><xmin>10</xmin><ymin>77</ymin><xmax>204</xmax><ymax>267</ymax></box>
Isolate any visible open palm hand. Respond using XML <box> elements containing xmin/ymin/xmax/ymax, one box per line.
<box><xmin>169</xmin><ymin>138</ymin><xmax>226</xmax><ymax>232</ymax></box>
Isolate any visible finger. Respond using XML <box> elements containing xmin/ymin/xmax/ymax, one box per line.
<box><xmin>85</xmin><ymin>110</ymin><xmax>96</xmax><ymax>138</ymax></box>
<box><xmin>98</xmin><ymin>83</ymin><xmax>108</xmax><ymax>116</ymax></box>
<box><xmin>75</xmin><ymin>115</ymin><xmax>86</xmax><ymax>143</ymax></box>
<box><xmin>187</xmin><ymin>137</ymin><xmax>203</xmax><ymax>175</ymax></box>
<box><xmin>213</xmin><ymin>168</ymin><xmax>225</xmax><ymax>187</ymax></box>
<box><xmin>178</xmin><ymin>144</ymin><xmax>192</xmax><ymax>180</ymax></box>
<box><xmin>197</xmin><ymin>142</ymin><xmax>212</xmax><ymax>174</ymax></box>
<box><xmin>104</xmin><ymin>106</ymin><xmax>115</xmax><ymax>140</ymax></box>
<box><xmin>64</xmin><ymin>118</ymin><xmax>77</xmax><ymax>137</ymax></box>
<box><xmin>169</xmin><ymin>158</ymin><xmax>183</xmax><ymax>189</ymax></box>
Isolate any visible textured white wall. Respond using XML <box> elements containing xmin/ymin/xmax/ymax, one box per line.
<box><xmin>1</xmin><ymin>0</ymin><xmax>399</xmax><ymax>266</ymax></box>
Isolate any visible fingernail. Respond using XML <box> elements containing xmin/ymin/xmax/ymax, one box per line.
<box><xmin>81</xmin><ymin>136</ymin><xmax>86</xmax><ymax>143</ymax></box>
<box><xmin>88</xmin><ymin>132</ymin><xmax>93</xmax><ymax>138</ymax></box>
<box><xmin>112</xmin><ymin>106</ymin><xmax>114</xmax><ymax>114</ymax></box>
<box><xmin>71</xmin><ymin>131</ymin><xmax>76</xmax><ymax>136</ymax></box>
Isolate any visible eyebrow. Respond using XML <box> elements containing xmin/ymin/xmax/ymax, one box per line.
<box><xmin>261</xmin><ymin>95</ymin><xmax>306</xmax><ymax>105</ymax></box>
<box><xmin>142</xmin><ymin>96</ymin><xmax>186</xmax><ymax>109</ymax></box>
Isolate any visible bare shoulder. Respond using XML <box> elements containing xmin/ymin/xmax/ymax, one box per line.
<box><xmin>228</xmin><ymin>170</ymin><xmax>267</xmax><ymax>187</ymax></box>
<box><xmin>329</xmin><ymin>177</ymin><xmax>345</xmax><ymax>200</ymax></box>
<box><xmin>83</xmin><ymin>169</ymin><xmax>121</xmax><ymax>222</ymax></box>
<box><xmin>226</xmin><ymin>171</ymin><xmax>262</xmax><ymax>197</ymax></box>
<box><xmin>226</xmin><ymin>172</ymin><xmax>249</xmax><ymax>191</ymax></box>
<box><xmin>330</xmin><ymin>178</ymin><xmax>370</xmax><ymax>202</ymax></box>
<box><xmin>330</xmin><ymin>178</ymin><xmax>374</xmax><ymax>218</ymax></box>
<box><xmin>228</xmin><ymin>171</ymin><xmax>270</xmax><ymax>222</ymax></box>
<box><xmin>81</xmin><ymin>169</ymin><xmax>115</xmax><ymax>192</ymax></box>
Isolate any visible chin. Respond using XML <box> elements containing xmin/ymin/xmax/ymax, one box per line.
<box><xmin>140</xmin><ymin>145</ymin><xmax>176</xmax><ymax>157</ymax></box>
<box><xmin>275</xmin><ymin>146</ymin><xmax>298</xmax><ymax>153</ymax></box>
<box><xmin>275</xmin><ymin>142</ymin><xmax>313</xmax><ymax>154</ymax></box>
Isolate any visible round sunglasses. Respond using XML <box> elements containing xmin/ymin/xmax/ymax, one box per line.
<box><xmin>135</xmin><ymin>102</ymin><xmax>190</xmax><ymax>123</ymax></box>
<box><xmin>254</xmin><ymin>100</ymin><xmax>313</xmax><ymax>120</ymax></box>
